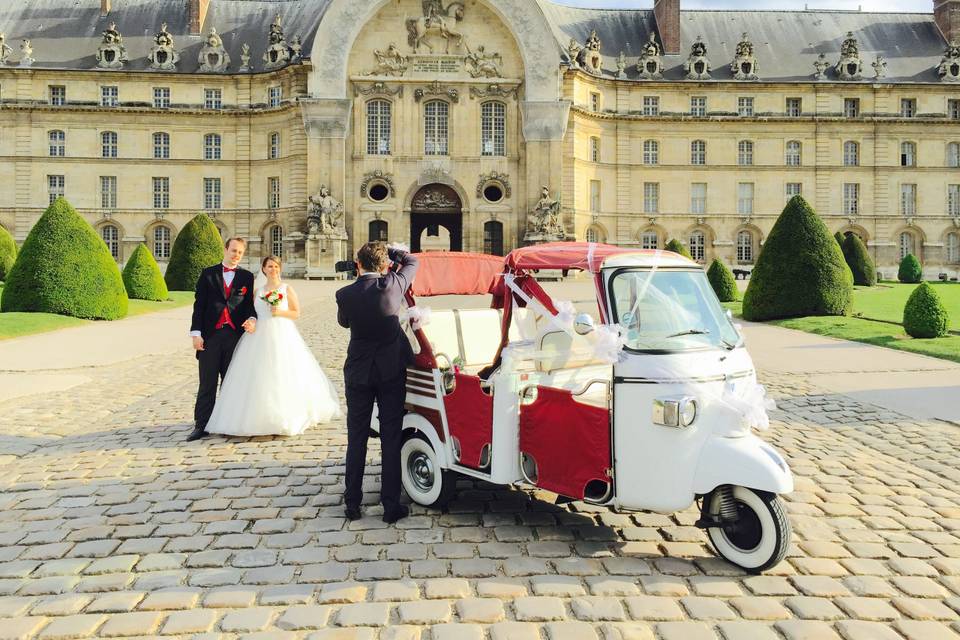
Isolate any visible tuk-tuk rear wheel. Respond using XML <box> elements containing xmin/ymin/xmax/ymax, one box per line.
<box><xmin>705</xmin><ymin>486</ymin><xmax>791</xmax><ymax>574</ymax></box>
<box><xmin>401</xmin><ymin>433</ymin><xmax>456</xmax><ymax>509</ymax></box>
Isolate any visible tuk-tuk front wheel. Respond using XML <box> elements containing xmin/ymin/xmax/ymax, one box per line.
<box><xmin>401</xmin><ymin>434</ymin><xmax>456</xmax><ymax>509</ymax></box>
<box><xmin>705</xmin><ymin>486</ymin><xmax>791</xmax><ymax>574</ymax></box>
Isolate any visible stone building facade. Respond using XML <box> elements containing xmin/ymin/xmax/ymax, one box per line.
<box><xmin>1</xmin><ymin>0</ymin><xmax>960</xmax><ymax>278</ymax></box>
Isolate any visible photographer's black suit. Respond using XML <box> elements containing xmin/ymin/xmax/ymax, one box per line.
<box><xmin>336</xmin><ymin>249</ymin><xmax>419</xmax><ymax>515</ymax></box>
<box><xmin>191</xmin><ymin>264</ymin><xmax>257</xmax><ymax>433</ymax></box>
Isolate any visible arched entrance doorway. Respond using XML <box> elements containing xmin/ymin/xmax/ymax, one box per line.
<box><xmin>410</xmin><ymin>184</ymin><xmax>462</xmax><ymax>252</ymax></box>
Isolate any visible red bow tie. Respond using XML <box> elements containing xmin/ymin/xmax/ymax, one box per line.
<box><xmin>223</xmin><ymin>266</ymin><xmax>237</xmax><ymax>273</ymax></box>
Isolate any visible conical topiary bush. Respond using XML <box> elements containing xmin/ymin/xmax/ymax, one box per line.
<box><xmin>0</xmin><ymin>224</ymin><xmax>16</xmax><ymax>282</ymax></box>
<box><xmin>898</xmin><ymin>253</ymin><xmax>923</xmax><ymax>284</ymax></box>
<box><xmin>834</xmin><ymin>231</ymin><xmax>845</xmax><ymax>247</ymax></box>
<box><xmin>841</xmin><ymin>234</ymin><xmax>876</xmax><ymax>287</ymax></box>
<box><xmin>664</xmin><ymin>238</ymin><xmax>693</xmax><ymax>260</ymax></box>
<box><xmin>742</xmin><ymin>195</ymin><xmax>853</xmax><ymax>321</ymax></box>
<box><xmin>707</xmin><ymin>258</ymin><xmax>739</xmax><ymax>302</ymax></box>
<box><xmin>164</xmin><ymin>213</ymin><xmax>224</xmax><ymax>291</ymax></box>
<box><xmin>903</xmin><ymin>282</ymin><xmax>950</xmax><ymax>338</ymax></box>
<box><xmin>123</xmin><ymin>243</ymin><xmax>169</xmax><ymax>302</ymax></box>
<box><xmin>0</xmin><ymin>198</ymin><xmax>128</xmax><ymax>319</ymax></box>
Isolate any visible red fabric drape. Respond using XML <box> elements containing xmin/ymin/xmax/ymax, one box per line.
<box><xmin>409</xmin><ymin>252</ymin><xmax>504</xmax><ymax>297</ymax></box>
<box><xmin>443</xmin><ymin>373</ymin><xmax>494</xmax><ymax>469</ymax></box>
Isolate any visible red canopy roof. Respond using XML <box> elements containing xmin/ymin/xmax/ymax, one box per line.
<box><xmin>504</xmin><ymin>242</ymin><xmax>646</xmax><ymax>274</ymax></box>
<box><xmin>409</xmin><ymin>252</ymin><xmax>505</xmax><ymax>297</ymax></box>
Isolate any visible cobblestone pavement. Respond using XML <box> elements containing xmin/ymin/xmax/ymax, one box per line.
<box><xmin>1</xmin><ymin>283</ymin><xmax>959</xmax><ymax>640</ymax></box>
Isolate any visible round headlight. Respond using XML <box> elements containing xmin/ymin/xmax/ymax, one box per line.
<box><xmin>679</xmin><ymin>398</ymin><xmax>698</xmax><ymax>427</ymax></box>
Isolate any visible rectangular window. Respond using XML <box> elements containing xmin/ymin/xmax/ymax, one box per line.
<box><xmin>269</xmin><ymin>132</ymin><xmax>281</xmax><ymax>160</ymax></box>
<box><xmin>844</xmin><ymin>98</ymin><xmax>860</xmax><ymax>118</ymax></box>
<box><xmin>690</xmin><ymin>183</ymin><xmax>707</xmax><ymax>215</ymax></box>
<box><xmin>48</xmin><ymin>130</ymin><xmax>65</xmax><ymax>157</ymax></box>
<box><xmin>900</xmin><ymin>183</ymin><xmax>916</xmax><ymax>216</ymax></box>
<box><xmin>738</xmin><ymin>141</ymin><xmax>754</xmax><ymax>166</ymax></box>
<box><xmin>47</xmin><ymin>175</ymin><xmax>64</xmax><ymax>204</ymax></box>
<box><xmin>785</xmin><ymin>141</ymin><xmax>802</xmax><ymax>167</ymax></box>
<box><xmin>949</xmin><ymin>184</ymin><xmax>960</xmax><ymax>216</ymax></box>
<box><xmin>643</xmin><ymin>182</ymin><xmax>659</xmax><ymax>214</ymax></box>
<box><xmin>100</xmin><ymin>176</ymin><xmax>117</xmax><ymax>209</ymax></box>
<box><xmin>153</xmin><ymin>132</ymin><xmax>170</xmax><ymax>159</ymax></box>
<box><xmin>843</xmin><ymin>183</ymin><xmax>860</xmax><ymax>215</ymax></box>
<box><xmin>643</xmin><ymin>140</ymin><xmax>659</xmax><ymax>165</ymax></box>
<box><xmin>204</xmin><ymin>88</ymin><xmax>222</xmax><ymax>110</ymax></box>
<box><xmin>424</xmin><ymin>101</ymin><xmax>449</xmax><ymax>156</ymax></box>
<box><xmin>153</xmin><ymin>87</ymin><xmax>170</xmax><ymax>109</ymax></box>
<box><xmin>101</xmin><ymin>132</ymin><xmax>118</xmax><ymax>158</ymax></box>
<box><xmin>950</xmin><ymin>99</ymin><xmax>960</xmax><ymax>120</ymax></box>
<box><xmin>590</xmin><ymin>180</ymin><xmax>601</xmax><ymax>213</ymax></box>
<box><xmin>268</xmin><ymin>177</ymin><xmax>280</xmax><ymax>209</ymax></box>
<box><xmin>690</xmin><ymin>140</ymin><xmax>706</xmax><ymax>165</ymax></box>
<box><xmin>268</xmin><ymin>86</ymin><xmax>282</xmax><ymax>108</ymax></box>
<box><xmin>642</xmin><ymin>96</ymin><xmax>660</xmax><ymax>116</ymax></box>
<box><xmin>786</xmin><ymin>97</ymin><xmax>802</xmax><ymax>117</ymax></box>
<box><xmin>737</xmin><ymin>182</ymin><xmax>754</xmax><ymax>215</ymax></box>
<box><xmin>49</xmin><ymin>85</ymin><xmax>66</xmax><ymax>106</ymax></box>
<box><xmin>590</xmin><ymin>137</ymin><xmax>600</xmax><ymax>163</ymax></box>
<box><xmin>590</xmin><ymin>92</ymin><xmax>600</xmax><ymax>112</ymax></box>
<box><xmin>481</xmin><ymin>101</ymin><xmax>506</xmax><ymax>156</ymax></box>
<box><xmin>641</xmin><ymin>232</ymin><xmax>659</xmax><ymax>250</ymax></box>
<box><xmin>738</xmin><ymin>97</ymin><xmax>754</xmax><ymax>117</ymax></box>
<box><xmin>690</xmin><ymin>96</ymin><xmax>706</xmax><ymax>117</ymax></box>
<box><xmin>152</xmin><ymin>177</ymin><xmax>170</xmax><ymax>209</ymax></box>
<box><xmin>100</xmin><ymin>86</ymin><xmax>119</xmax><ymax>107</ymax></box>
<box><xmin>366</xmin><ymin>100</ymin><xmax>392</xmax><ymax>155</ymax></box>
<box><xmin>786</xmin><ymin>183</ymin><xmax>802</xmax><ymax>200</ymax></box>
<box><xmin>900</xmin><ymin>98</ymin><xmax>917</xmax><ymax>118</ymax></box>
<box><xmin>204</xmin><ymin>177</ymin><xmax>222</xmax><ymax>210</ymax></box>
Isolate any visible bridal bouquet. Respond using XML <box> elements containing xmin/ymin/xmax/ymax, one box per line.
<box><xmin>260</xmin><ymin>289</ymin><xmax>284</xmax><ymax>307</ymax></box>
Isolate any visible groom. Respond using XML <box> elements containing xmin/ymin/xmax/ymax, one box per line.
<box><xmin>187</xmin><ymin>237</ymin><xmax>257</xmax><ymax>442</ymax></box>
<box><xmin>336</xmin><ymin>242</ymin><xmax>419</xmax><ymax>523</ymax></box>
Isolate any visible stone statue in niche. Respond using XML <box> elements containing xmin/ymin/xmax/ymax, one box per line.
<box><xmin>526</xmin><ymin>186</ymin><xmax>564</xmax><ymax>240</ymax></box>
<box><xmin>872</xmin><ymin>54</ymin><xmax>887</xmax><ymax>79</ymax></box>
<box><xmin>616</xmin><ymin>51</ymin><xmax>627</xmax><ymax>79</ymax></box>
<box><xmin>0</xmin><ymin>34</ymin><xmax>13</xmax><ymax>66</ymax></box>
<box><xmin>835</xmin><ymin>31</ymin><xmax>862</xmax><ymax>80</ymax></box>
<box><xmin>637</xmin><ymin>32</ymin><xmax>664</xmax><ymax>80</ymax></box>
<box><xmin>731</xmin><ymin>33</ymin><xmax>758</xmax><ymax>80</ymax></box>
<box><xmin>406</xmin><ymin>1</ymin><xmax>466</xmax><ymax>54</ymax></box>
<box><xmin>567</xmin><ymin>38</ymin><xmax>583</xmax><ymax>69</ymax></box>
<box><xmin>578</xmin><ymin>30</ymin><xmax>603</xmax><ymax>76</ymax></box>
<box><xmin>938</xmin><ymin>41</ymin><xmax>960</xmax><ymax>82</ymax></box>
<box><xmin>96</xmin><ymin>22</ymin><xmax>128</xmax><ymax>69</ymax></box>
<box><xmin>20</xmin><ymin>39</ymin><xmax>33</xmax><ymax>66</ymax></box>
<box><xmin>465</xmin><ymin>45</ymin><xmax>503</xmax><ymax>78</ymax></box>
<box><xmin>813</xmin><ymin>53</ymin><xmax>829</xmax><ymax>80</ymax></box>
<box><xmin>148</xmin><ymin>22</ymin><xmax>179</xmax><ymax>70</ymax></box>
<box><xmin>240</xmin><ymin>44</ymin><xmax>252</xmax><ymax>72</ymax></box>
<box><xmin>372</xmin><ymin>44</ymin><xmax>408</xmax><ymax>76</ymax></box>
<box><xmin>263</xmin><ymin>13</ymin><xmax>294</xmax><ymax>69</ymax></box>
<box><xmin>291</xmin><ymin>35</ymin><xmax>302</xmax><ymax>60</ymax></box>
<box><xmin>199</xmin><ymin>28</ymin><xmax>231</xmax><ymax>72</ymax></box>
<box><xmin>685</xmin><ymin>35</ymin><xmax>711</xmax><ymax>80</ymax></box>
<box><xmin>307</xmin><ymin>186</ymin><xmax>345</xmax><ymax>237</ymax></box>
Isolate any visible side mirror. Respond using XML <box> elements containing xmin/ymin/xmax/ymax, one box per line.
<box><xmin>574</xmin><ymin>313</ymin><xmax>596</xmax><ymax>336</ymax></box>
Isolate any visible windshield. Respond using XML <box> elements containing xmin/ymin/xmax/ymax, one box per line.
<box><xmin>609</xmin><ymin>269</ymin><xmax>742</xmax><ymax>352</ymax></box>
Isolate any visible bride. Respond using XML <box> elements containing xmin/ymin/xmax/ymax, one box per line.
<box><xmin>206</xmin><ymin>255</ymin><xmax>341</xmax><ymax>437</ymax></box>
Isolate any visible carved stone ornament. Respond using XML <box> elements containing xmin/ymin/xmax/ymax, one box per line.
<box><xmin>938</xmin><ymin>41</ymin><xmax>960</xmax><ymax>82</ymax></box>
<box><xmin>240</xmin><ymin>44</ymin><xmax>252</xmax><ymax>72</ymax></box>
<box><xmin>953</xmin><ymin>216</ymin><xmax>960</xmax><ymax>228</ymax></box>
<box><xmin>263</xmin><ymin>13</ymin><xmax>294</xmax><ymax>70</ymax></box>
<box><xmin>198</xmin><ymin>28</ymin><xmax>231</xmax><ymax>72</ymax></box>
<box><xmin>637</xmin><ymin>32</ymin><xmax>664</xmax><ymax>80</ymax></box>
<box><xmin>0</xmin><ymin>33</ymin><xmax>13</xmax><ymax>66</ymax></box>
<box><xmin>577</xmin><ymin>30</ymin><xmax>603</xmax><ymax>76</ymax></box>
<box><xmin>19</xmin><ymin>39</ymin><xmax>34</xmax><ymax>67</ymax></box>
<box><xmin>813</xmin><ymin>53</ymin><xmax>830</xmax><ymax>80</ymax></box>
<box><xmin>465</xmin><ymin>45</ymin><xmax>503</xmax><ymax>78</ymax></box>
<box><xmin>731</xmin><ymin>33</ymin><xmax>758</xmax><ymax>80</ymax></box>
<box><xmin>360</xmin><ymin>170</ymin><xmax>396</xmax><ymax>198</ymax></box>
<box><xmin>835</xmin><ymin>31</ymin><xmax>863</xmax><ymax>81</ymax></box>
<box><xmin>476</xmin><ymin>172</ymin><xmax>511</xmax><ymax>199</ymax></box>
<box><xmin>148</xmin><ymin>23</ymin><xmax>179</xmax><ymax>71</ymax></box>
<box><xmin>525</xmin><ymin>185</ymin><xmax>564</xmax><ymax>241</ymax></box>
<box><xmin>414</xmin><ymin>80</ymin><xmax>459</xmax><ymax>103</ymax></box>
<box><xmin>371</xmin><ymin>44</ymin><xmax>408</xmax><ymax>77</ymax></box>
<box><xmin>307</xmin><ymin>185</ymin><xmax>345</xmax><ymax>238</ymax></box>
<box><xmin>291</xmin><ymin>35</ymin><xmax>302</xmax><ymax>60</ymax></box>
<box><xmin>354</xmin><ymin>82</ymin><xmax>403</xmax><ymax>98</ymax></box>
<box><xmin>872</xmin><ymin>55</ymin><xmax>887</xmax><ymax>79</ymax></box>
<box><xmin>421</xmin><ymin>162</ymin><xmax>452</xmax><ymax>184</ymax></box>
<box><xmin>96</xmin><ymin>22</ymin><xmax>128</xmax><ymax>69</ymax></box>
<box><xmin>469</xmin><ymin>84</ymin><xmax>518</xmax><ymax>100</ymax></box>
<box><xmin>566</xmin><ymin>38</ymin><xmax>583</xmax><ymax>69</ymax></box>
<box><xmin>407</xmin><ymin>0</ymin><xmax>466</xmax><ymax>54</ymax></box>
<box><xmin>685</xmin><ymin>35</ymin><xmax>712</xmax><ymax>80</ymax></box>
<box><xmin>616</xmin><ymin>51</ymin><xmax>627</xmax><ymax>79</ymax></box>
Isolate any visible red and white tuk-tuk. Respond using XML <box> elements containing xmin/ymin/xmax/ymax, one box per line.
<box><xmin>391</xmin><ymin>243</ymin><xmax>793</xmax><ymax>573</ymax></box>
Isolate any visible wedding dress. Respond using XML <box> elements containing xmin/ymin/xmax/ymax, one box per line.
<box><xmin>206</xmin><ymin>283</ymin><xmax>341</xmax><ymax>437</ymax></box>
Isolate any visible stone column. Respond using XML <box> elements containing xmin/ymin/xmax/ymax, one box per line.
<box><xmin>520</xmin><ymin>100</ymin><xmax>571</xmax><ymax>246</ymax></box>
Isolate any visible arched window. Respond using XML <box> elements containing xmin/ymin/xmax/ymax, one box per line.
<box><xmin>901</xmin><ymin>141</ymin><xmax>916</xmax><ymax>167</ymax></box>
<box><xmin>153</xmin><ymin>225</ymin><xmax>172</xmax><ymax>260</ymax></box>
<box><xmin>484</xmin><ymin>221</ymin><xmax>504</xmax><ymax>256</ymax></box>
<box><xmin>947</xmin><ymin>232</ymin><xmax>959</xmax><ymax>264</ymax></box>
<box><xmin>643</xmin><ymin>140</ymin><xmax>659</xmax><ymax>165</ymax></box>
<box><xmin>899</xmin><ymin>231</ymin><xmax>916</xmax><ymax>260</ymax></box>
<box><xmin>691</xmin><ymin>140</ymin><xmax>706</xmax><ymax>165</ymax></box>
<box><xmin>689</xmin><ymin>230</ymin><xmax>706</xmax><ymax>263</ymax></box>
<box><xmin>586</xmin><ymin>227</ymin><xmax>599</xmax><ymax>243</ymax></box>
<box><xmin>366</xmin><ymin>100</ymin><xmax>391</xmax><ymax>155</ymax></box>
<box><xmin>48</xmin><ymin>130</ymin><xmax>65</xmax><ymax>157</ymax></box>
<box><xmin>101</xmin><ymin>224</ymin><xmax>119</xmax><ymax>260</ymax></box>
<box><xmin>737</xmin><ymin>230</ymin><xmax>754</xmax><ymax>264</ymax></box>
<box><xmin>424</xmin><ymin>101</ymin><xmax>449</xmax><ymax>156</ymax></box>
<box><xmin>590</xmin><ymin>136</ymin><xmax>600</xmax><ymax>163</ymax></box>
<box><xmin>101</xmin><ymin>131</ymin><xmax>118</xmax><ymax>158</ymax></box>
<box><xmin>738</xmin><ymin>140</ymin><xmax>754</xmax><ymax>166</ymax></box>
<box><xmin>369</xmin><ymin>220</ymin><xmax>388</xmax><ymax>243</ymax></box>
<box><xmin>640</xmin><ymin>230</ymin><xmax>659</xmax><ymax>250</ymax></box>
<box><xmin>269</xmin><ymin>225</ymin><xmax>283</xmax><ymax>257</ymax></box>
<box><xmin>948</xmin><ymin>142</ymin><xmax>960</xmax><ymax>168</ymax></box>
<box><xmin>785</xmin><ymin>140</ymin><xmax>802</xmax><ymax>167</ymax></box>
<box><xmin>153</xmin><ymin>132</ymin><xmax>170</xmax><ymax>159</ymax></box>
<box><xmin>269</xmin><ymin>132</ymin><xmax>281</xmax><ymax>160</ymax></box>
<box><xmin>481</xmin><ymin>101</ymin><xmax>506</xmax><ymax>157</ymax></box>
<box><xmin>204</xmin><ymin>133</ymin><xmax>222</xmax><ymax>160</ymax></box>
<box><xmin>843</xmin><ymin>141</ymin><xmax>859</xmax><ymax>167</ymax></box>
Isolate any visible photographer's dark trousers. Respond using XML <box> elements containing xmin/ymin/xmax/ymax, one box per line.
<box><xmin>194</xmin><ymin>328</ymin><xmax>240</xmax><ymax>430</ymax></box>
<box><xmin>344</xmin><ymin>364</ymin><xmax>406</xmax><ymax>512</ymax></box>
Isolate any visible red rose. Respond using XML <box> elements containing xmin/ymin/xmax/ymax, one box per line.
<box><xmin>278</xmin><ymin>294</ymin><xmax>283</xmax><ymax>299</ymax></box>
<box><xmin>240</xmin><ymin>287</ymin><xmax>248</xmax><ymax>295</ymax></box>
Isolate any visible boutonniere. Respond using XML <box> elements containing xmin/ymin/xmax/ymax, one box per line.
<box><xmin>239</xmin><ymin>286</ymin><xmax>248</xmax><ymax>296</ymax></box>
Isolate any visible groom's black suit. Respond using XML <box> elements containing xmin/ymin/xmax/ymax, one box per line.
<box><xmin>191</xmin><ymin>264</ymin><xmax>257</xmax><ymax>432</ymax></box>
<box><xmin>336</xmin><ymin>249</ymin><xmax>419</xmax><ymax>515</ymax></box>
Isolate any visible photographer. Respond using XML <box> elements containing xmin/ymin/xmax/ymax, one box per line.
<box><xmin>335</xmin><ymin>242</ymin><xmax>419</xmax><ymax>523</ymax></box>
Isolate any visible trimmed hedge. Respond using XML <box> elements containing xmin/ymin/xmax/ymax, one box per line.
<box><xmin>123</xmin><ymin>243</ymin><xmax>169</xmax><ymax>301</ymax></box>
<box><xmin>164</xmin><ymin>213</ymin><xmax>224</xmax><ymax>291</ymax></box>
<box><xmin>664</xmin><ymin>238</ymin><xmax>693</xmax><ymax>260</ymax></box>
<box><xmin>707</xmin><ymin>259</ymin><xmax>739</xmax><ymax>302</ymax></box>
<box><xmin>742</xmin><ymin>196</ymin><xmax>852</xmax><ymax>321</ymax></box>
<box><xmin>0</xmin><ymin>224</ymin><xmax>16</xmax><ymax>281</ymax></box>
<box><xmin>903</xmin><ymin>282</ymin><xmax>950</xmax><ymax>338</ymax></box>
<box><xmin>898</xmin><ymin>254</ymin><xmax>923</xmax><ymax>284</ymax></box>
<box><xmin>841</xmin><ymin>234</ymin><xmax>876</xmax><ymax>287</ymax></box>
<box><xmin>0</xmin><ymin>198</ymin><xmax>128</xmax><ymax>319</ymax></box>
<box><xmin>834</xmin><ymin>231</ymin><xmax>845</xmax><ymax>246</ymax></box>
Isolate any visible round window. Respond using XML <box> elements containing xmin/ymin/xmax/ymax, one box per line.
<box><xmin>483</xmin><ymin>183</ymin><xmax>504</xmax><ymax>203</ymax></box>
<box><xmin>368</xmin><ymin>183</ymin><xmax>390</xmax><ymax>202</ymax></box>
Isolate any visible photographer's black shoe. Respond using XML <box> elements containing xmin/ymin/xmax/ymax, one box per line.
<box><xmin>186</xmin><ymin>427</ymin><xmax>208</xmax><ymax>442</ymax></box>
<box><xmin>344</xmin><ymin>506</ymin><xmax>362</xmax><ymax>521</ymax></box>
<box><xmin>382</xmin><ymin>505</ymin><xmax>409</xmax><ymax>524</ymax></box>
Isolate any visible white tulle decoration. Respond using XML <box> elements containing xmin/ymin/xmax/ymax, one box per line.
<box><xmin>721</xmin><ymin>381</ymin><xmax>776</xmax><ymax>431</ymax></box>
<box><xmin>554</xmin><ymin>300</ymin><xmax>577</xmax><ymax>328</ymax></box>
<box><xmin>592</xmin><ymin>324</ymin><xmax>626</xmax><ymax>364</ymax></box>
<box><xmin>405</xmin><ymin>305</ymin><xmax>432</xmax><ymax>329</ymax></box>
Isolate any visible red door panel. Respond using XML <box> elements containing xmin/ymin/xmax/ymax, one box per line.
<box><xmin>443</xmin><ymin>373</ymin><xmax>494</xmax><ymax>469</ymax></box>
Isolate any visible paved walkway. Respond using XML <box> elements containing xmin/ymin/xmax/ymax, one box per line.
<box><xmin>0</xmin><ymin>281</ymin><xmax>959</xmax><ymax>639</ymax></box>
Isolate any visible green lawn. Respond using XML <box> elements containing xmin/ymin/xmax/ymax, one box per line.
<box><xmin>852</xmin><ymin>282</ymin><xmax>960</xmax><ymax>331</ymax></box>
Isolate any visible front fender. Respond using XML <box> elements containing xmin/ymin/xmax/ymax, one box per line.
<box><xmin>692</xmin><ymin>434</ymin><xmax>793</xmax><ymax>496</ymax></box>
<box><xmin>403</xmin><ymin>413</ymin><xmax>451</xmax><ymax>468</ymax></box>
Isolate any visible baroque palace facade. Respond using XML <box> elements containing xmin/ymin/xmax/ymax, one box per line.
<box><xmin>1</xmin><ymin>0</ymin><xmax>960</xmax><ymax>277</ymax></box>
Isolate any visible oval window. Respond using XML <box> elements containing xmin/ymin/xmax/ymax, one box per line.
<box><xmin>483</xmin><ymin>184</ymin><xmax>504</xmax><ymax>203</ymax></box>
<box><xmin>369</xmin><ymin>183</ymin><xmax>390</xmax><ymax>202</ymax></box>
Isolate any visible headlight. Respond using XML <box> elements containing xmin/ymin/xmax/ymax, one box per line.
<box><xmin>653</xmin><ymin>396</ymin><xmax>698</xmax><ymax>428</ymax></box>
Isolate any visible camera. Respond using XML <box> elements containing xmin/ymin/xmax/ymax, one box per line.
<box><xmin>335</xmin><ymin>260</ymin><xmax>358</xmax><ymax>275</ymax></box>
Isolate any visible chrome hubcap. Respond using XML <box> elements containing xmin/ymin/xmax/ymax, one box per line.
<box><xmin>408</xmin><ymin>451</ymin><xmax>435</xmax><ymax>493</ymax></box>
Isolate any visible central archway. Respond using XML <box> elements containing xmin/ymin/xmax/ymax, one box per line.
<box><xmin>410</xmin><ymin>184</ymin><xmax>462</xmax><ymax>252</ymax></box>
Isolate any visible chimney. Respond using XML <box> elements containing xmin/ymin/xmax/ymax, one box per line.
<box><xmin>100</xmin><ymin>0</ymin><xmax>110</xmax><ymax>17</ymax></box>
<box><xmin>654</xmin><ymin>0</ymin><xmax>681</xmax><ymax>56</ymax></box>
<box><xmin>935</xmin><ymin>0</ymin><xmax>960</xmax><ymax>44</ymax></box>
<box><xmin>188</xmin><ymin>0</ymin><xmax>211</xmax><ymax>36</ymax></box>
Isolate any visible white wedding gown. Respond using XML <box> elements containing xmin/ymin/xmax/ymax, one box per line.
<box><xmin>206</xmin><ymin>283</ymin><xmax>341</xmax><ymax>437</ymax></box>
